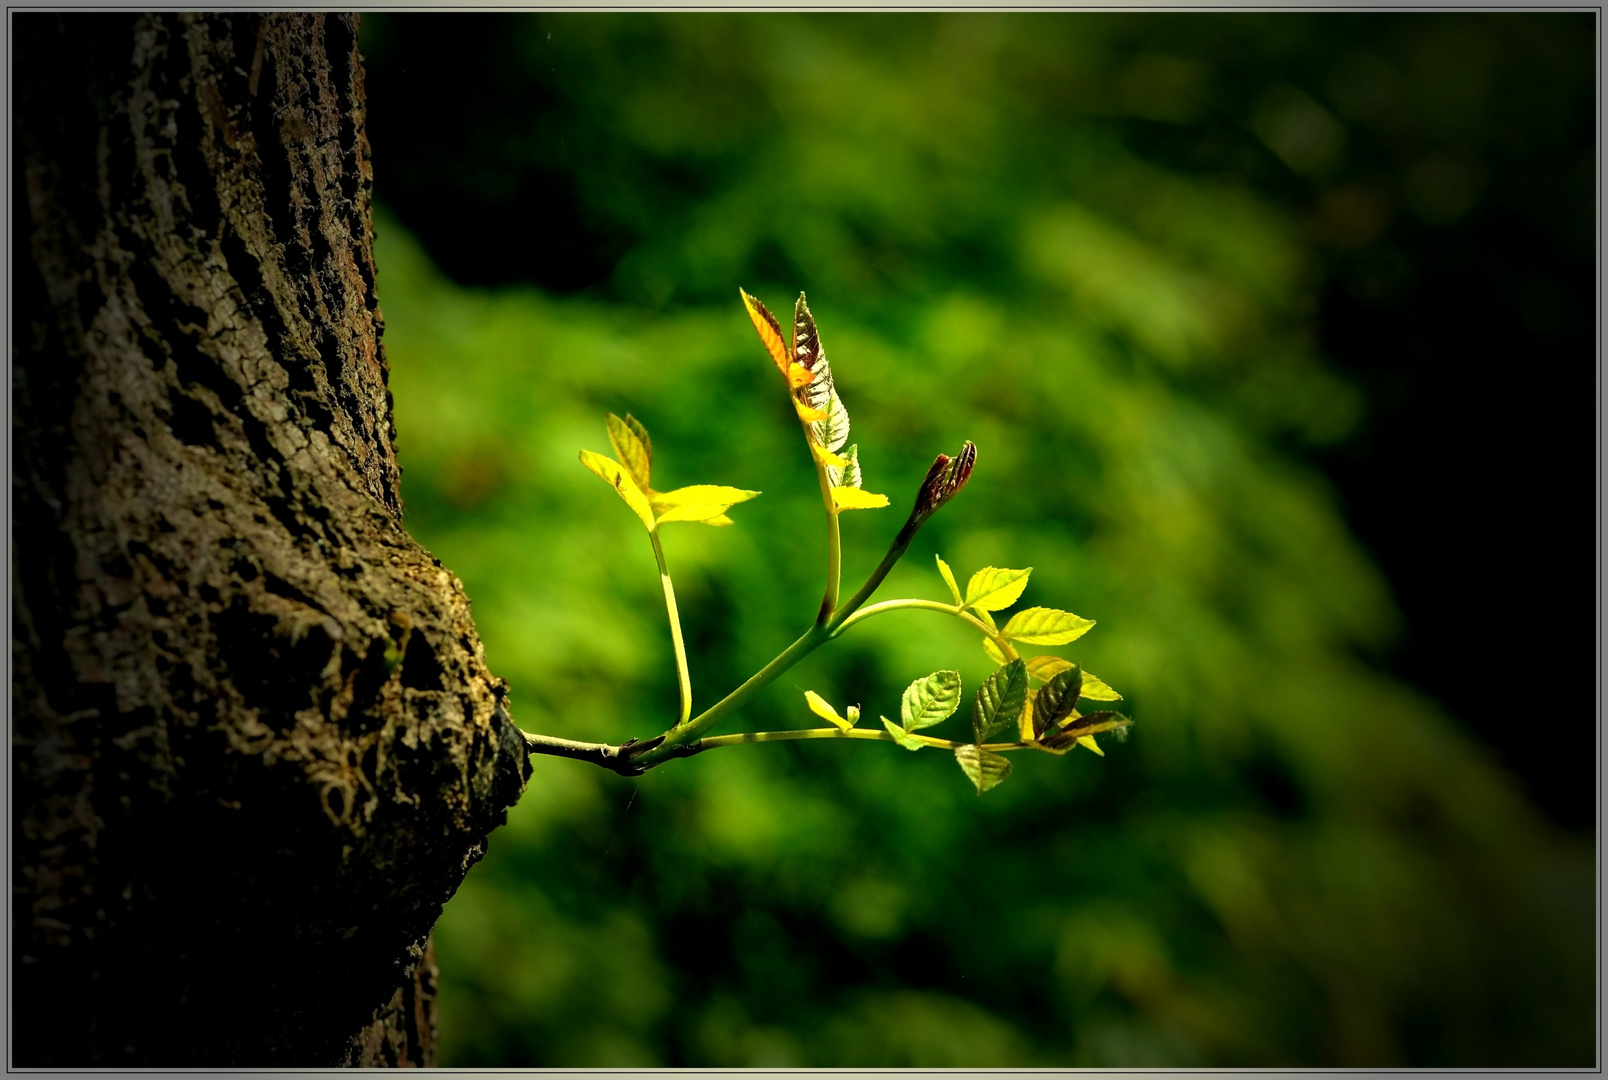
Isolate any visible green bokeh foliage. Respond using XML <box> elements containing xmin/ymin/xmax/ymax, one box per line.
<box><xmin>371</xmin><ymin>14</ymin><xmax>1592</xmax><ymax>1066</ymax></box>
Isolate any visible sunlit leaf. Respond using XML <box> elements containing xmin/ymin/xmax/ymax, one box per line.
<box><xmin>1025</xmin><ymin>655</ymin><xmax>1074</xmax><ymax>685</ymax></box>
<box><xmin>812</xmin><ymin>443</ymin><xmax>850</xmax><ymax>470</ymax></box>
<box><xmin>579</xmin><ymin>449</ymin><xmax>656</xmax><ymax>532</ymax></box>
<box><xmin>741</xmin><ymin>288</ymin><xmax>791</xmax><ymax>374</ymax></box>
<box><xmin>655</xmin><ymin>503</ymin><xmax>739</xmax><ymax>524</ymax></box>
<box><xmin>971</xmin><ymin>659</ymin><xmax>1027</xmax><ymax>743</ymax></box>
<box><xmin>606</xmin><ymin>412</ymin><xmax>653</xmax><ymax>494</ymax></box>
<box><xmin>1018</xmin><ymin>685</ymin><xmax>1038</xmax><ymax>741</ymax></box>
<box><xmin>955</xmin><ymin>744</ymin><xmax>1012</xmax><ymax>794</ymax></box>
<box><xmin>787</xmin><ymin>362</ymin><xmax>815</xmax><ymax>389</ymax></box>
<box><xmin>882</xmin><ymin>716</ymin><xmax>926</xmax><ymax>751</ymax></box>
<box><xmin>965</xmin><ymin>567</ymin><xmax>1032</xmax><ymax>612</ymax></box>
<box><xmin>982</xmin><ymin>636</ymin><xmax>1008</xmax><ymax>666</ymax></box>
<box><xmin>794</xmin><ymin>399</ymin><xmax>829</xmax><ymax>423</ymax></box>
<box><xmin>703</xmin><ymin>513</ymin><xmax>735</xmax><ymax>527</ymax></box>
<box><xmin>832</xmin><ymin>486</ymin><xmax>889</xmax><ymax>511</ymax></box>
<box><xmin>936</xmin><ymin>555</ymin><xmax>963</xmax><ymax>606</ymax></box>
<box><xmin>1001</xmin><ymin>607</ymin><xmax>1095</xmax><ymax>645</ymax></box>
<box><xmin>974</xmin><ymin>606</ymin><xmax>998</xmax><ymax>631</ymax></box>
<box><xmin>805</xmin><ymin>690</ymin><xmax>852</xmax><ymax>731</ymax></box>
<box><xmin>1033</xmin><ymin>664</ymin><xmax>1083</xmax><ymax>737</ymax></box>
<box><xmin>900</xmin><ymin>669</ymin><xmax>963</xmax><ymax>733</ymax></box>
<box><xmin>650</xmin><ymin>485</ymin><xmax>761</xmax><ymax>509</ymax></box>
<box><xmin>1078</xmin><ymin>735</ymin><xmax>1104</xmax><ymax>756</ymax></box>
<box><xmin>1079</xmin><ymin>672</ymin><xmax>1123</xmax><ymax>701</ymax></box>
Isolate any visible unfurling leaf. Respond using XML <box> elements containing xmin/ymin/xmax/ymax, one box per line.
<box><xmin>882</xmin><ymin>716</ymin><xmax>927</xmax><ymax>751</ymax></box>
<box><xmin>955</xmin><ymin>744</ymin><xmax>1012</xmax><ymax>794</ymax></box>
<box><xmin>741</xmin><ymin>288</ymin><xmax>791</xmax><ymax>374</ymax></box>
<box><xmin>1032</xmin><ymin>664</ymin><xmax>1083</xmax><ymax>737</ymax></box>
<box><xmin>1025</xmin><ymin>655</ymin><xmax>1074</xmax><ymax>685</ymax></box>
<box><xmin>606</xmin><ymin>413</ymin><xmax>653</xmax><ymax>494</ymax></box>
<box><xmin>1078</xmin><ymin>672</ymin><xmax>1123</xmax><ymax>701</ymax></box>
<box><xmin>579</xmin><ymin>449</ymin><xmax>656</xmax><ymax>532</ymax></box>
<box><xmin>805</xmin><ymin>690</ymin><xmax>852</xmax><ymax>731</ymax></box>
<box><xmin>971</xmin><ymin>659</ymin><xmax>1027</xmax><ymax>743</ymax></box>
<box><xmin>982</xmin><ymin>636</ymin><xmax>1008</xmax><ymax>666</ymax></box>
<box><xmin>1001</xmin><ymin>606</ymin><xmax>1095</xmax><ymax>645</ymax></box>
<box><xmin>1042</xmin><ymin>711</ymin><xmax>1132</xmax><ymax>753</ymax></box>
<box><xmin>832</xmin><ymin>486</ymin><xmax>889</xmax><ymax>511</ymax></box>
<box><xmin>828</xmin><ymin>443</ymin><xmax>863</xmax><ymax>489</ymax></box>
<box><xmin>936</xmin><ymin>555</ymin><xmax>963</xmax><ymax>606</ymax></box>
<box><xmin>900</xmin><ymin>669</ymin><xmax>963</xmax><ymax>733</ymax></box>
<box><xmin>908</xmin><ymin>440</ymin><xmax>976</xmax><ymax>525</ymax></box>
<box><xmin>965</xmin><ymin>566</ymin><xmax>1032</xmax><ymax>612</ymax></box>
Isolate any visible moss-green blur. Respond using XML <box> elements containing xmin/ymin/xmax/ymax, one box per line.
<box><xmin>371</xmin><ymin>14</ymin><xmax>1592</xmax><ymax>1066</ymax></box>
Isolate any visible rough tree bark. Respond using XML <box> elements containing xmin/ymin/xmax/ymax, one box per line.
<box><xmin>14</xmin><ymin>13</ymin><xmax>528</xmax><ymax>1066</ymax></box>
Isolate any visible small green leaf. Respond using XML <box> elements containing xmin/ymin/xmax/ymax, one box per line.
<box><xmin>1001</xmin><ymin>607</ymin><xmax>1095</xmax><ymax>645</ymax></box>
<box><xmin>882</xmin><ymin>716</ymin><xmax>926</xmax><ymax>751</ymax></box>
<box><xmin>1025</xmin><ymin>654</ymin><xmax>1073</xmax><ymax>685</ymax></box>
<box><xmin>1033</xmin><ymin>664</ymin><xmax>1083</xmax><ymax>737</ymax></box>
<box><xmin>954</xmin><ymin>744</ymin><xmax>1012</xmax><ymax>794</ymax></box>
<box><xmin>900</xmin><ymin>670</ymin><xmax>963</xmax><ymax>732</ymax></box>
<box><xmin>579</xmin><ymin>449</ymin><xmax>657</xmax><ymax>532</ymax></box>
<box><xmin>965</xmin><ymin>567</ymin><xmax>1032</xmax><ymax>612</ymax></box>
<box><xmin>805</xmin><ymin>690</ymin><xmax>851</xmax><ymax>731</ymax></box>
<box><xmin>1078</xmin><ymin>672</ymin><xmax>1123</xmax><ymax>701</ymax></box>
<box><xmin>982</xmin><ymin>636</ymin><xmax>1008</xmax><ymax>666</ymax></box>
<box><xmin>936</xmin><ymin>555</ymin><xmax>963</xmax><ymax>606</ymax></box>
<box><xmin>971</xmin><ymin>659</ymin><xmax>1027</xmax><ymax>743</ymax></box>
<box><xmin>606</xmin><ymin>413</ymin><xmax>652</xmax><ymax>494</ymax></box>
<box><xmin>845</xmin><ymin>704</ymin><xmax>861</xmax><ymax>726</ymax></box>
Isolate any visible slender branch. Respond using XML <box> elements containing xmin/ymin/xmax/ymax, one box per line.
<box><xmin>648</xmin><ymin>527</ymin><xmax>693</xmax><ymax>725</ymax></box>
<box><xmin>830</xmin><ymin>596</ymin><xmax>1021</xmax><ymax>661</ymax></box>
<box><xmin>825</xmin><ymin>520</ymin><xmax>918</xmax><ymax>634</ymax></box>
<box><xmin>520</xmin><ymin>730</ymin><xmax>672</xmax><ymax>777</ymax></box>
<box><xmin>692</xmin><ymin>726</ymin><xmax>1035</xmax><ymax>752</ymax></box>
<box><xmin>813</xmin><ymin>455</ymin><xmax>842</xmax><ymax>623</ymax></box>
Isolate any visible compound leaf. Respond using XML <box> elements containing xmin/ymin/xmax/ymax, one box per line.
<box><xmin>900</xmin><ymin>669</ymin><xmax>963</xmax><ymax>733</ymax></box>
<box><xmin>971</xmin><ymin>659</ymin><xmax>1027</xmax><ymax>743</ymax></box>
<box><xmin>955</xmin><ymin>744</ymin><xmax>1012</xmax><ymax>794</ymax></box>
<box><xmin>579</xmin><ymin>449</ymin><xmax>656</xmax><ymax>532</ymax></box>
<box><xmin>966</xmin><ymin>567</ymin><xmax>1032</xmax><ymax>612</ymax></box>
<box><xmin>1001</xmin><ymin>607</ymin><xmax>1095</xmax><ymax>645</ymax></box>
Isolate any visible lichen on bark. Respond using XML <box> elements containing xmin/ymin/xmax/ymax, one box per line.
<box><xmin>13</xmin><ymin>12</ymin><xmax>528</xmax><ymax>1066</ymax></box>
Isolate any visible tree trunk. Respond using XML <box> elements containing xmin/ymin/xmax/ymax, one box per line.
<box><xmin>13</xmin><ymin>13</ymin><xmax>528</xmax><ymax>1066</ymax></box>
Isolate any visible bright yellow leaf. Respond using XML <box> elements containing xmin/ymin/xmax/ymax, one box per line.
<box><xmin>965</xmin><ymin>566</ymin><xmax>1032</xmax><ymax>612</ymax></box>
<box><xmin>1025</xmin><ymin>655</ymin><xmax>1074</xmax><ymax>684</ymax></box>
<box><xmin>1079</xmin><ymin>672</ymin><xmax>1123</xmax><ymax>701</ymax></box>
<box><xmin>579</xmin><ymin>449</ymin><xmax>656</xmax><ymax>532</ymax></box>
<box><xmin>831</xmin><ymin>486</ymin><xmax>890</xmax><ymax>511</ymax></box>
<box><xmin>650</xmin><ymin>485</ymin><xmax>760</xmax><ymax>509</ymax></box>
<box><xmin>1001</xmin><ymin>607</ymin><xmax>1095</xmax><ymax>645</ymax></box>
<box><xmin>787</xmin><ymin>362</ymin><xmax>816</xmax><ymax>389</ymax></box>
<box><xmin>936</xmin><ymin>555</ymin><xmax>963</xmax><ymax>606</ymax></box>
<box><xmin>805</xmin><ymin>690</ymin><xmax>852</xmax><ymax>731</ymax></box>
<box><xmin>811</xmin><ymin>443</ymin><xmax>850</xmax><ymax>469</ymax></box>
<box><xmin>982</xmin><ymin>636</ymin><xmax>1007</xmax><ymax>666</ymax></box>
<box><xmin>795</xmin><ymin>399</ymin><xmax>829</xmax><ymax>423</ymax></box>
<box><xmin>1077</xmin><ymin>734</ymin><xmax>1104</xmax><ymax>756</ymax></box>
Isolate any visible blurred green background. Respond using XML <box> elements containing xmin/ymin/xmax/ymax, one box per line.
<box><xmin>357</xmin><ymin>13</ymin><xmax>1595</xmax><ymax>1067</ymax></box>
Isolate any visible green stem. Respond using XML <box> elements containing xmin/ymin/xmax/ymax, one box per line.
<box><xmin>830</xmin><ymin>597</ymin><xmax>1021</xmax><ymax>661</ymax></box>
<box><xmin>814</xmin><ymin>455</ymin><xmax>842</xmax><ymax>623</ymax></box>
<box><xmin>648</xmin><ymin>527</ymin><xmax>693</xmax><ymax>725</ymax></box>
<box><xmin>825</xmin><ymin>520</ymin><xmax>919</xmax><ymax>634</ymax></box>
<box><xmin>692</xmin><ymin>726</ymin><xmax>1034</xmax><ymax>752</ymax></box>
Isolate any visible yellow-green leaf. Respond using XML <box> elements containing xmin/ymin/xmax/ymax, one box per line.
<box><xmin>606</xmin><ymin>413</ymin><xmax>652</xmax><ymax>494</ymax></box>
<box><xmin>882</xmin><ymin>716</ymin><xmax>926</xmax><ymax>751</ymax></box>
<box><xmin>579</xmin><ymin>449</ymin><xmax>656</xmax><ymax>532</ymax></box>
<box><xmin>1025</xmin><ymin>655</ymin><xmax>1074</xmax><ymax>685</ymax></box>
<box><xmin>832</xmin><ymin>486</ymin><xmax>889</xmax><ymax>511</ymax></box>
<box><xmin>805</xmin><ymin>690</ymin><xmax>851</xmax><ymax>731</ymax></box>
<box><xmin>1001</xmin><ymin>606</ymin><xmax>1095</xmax><ymax>645</ymax></box>
<box><xmin>965</xmin><ymin>566</ymin><xmax>1032</xmax><ymax>612</ymax></box>
<box><xmin>811</xmin><ymin>443</ymin><xmax>850</xmax><ymax>469</ymax></box>
<box><xmin>900</xmin><ymin>670</ymin><xmax>963</xmax><ymax>732</ymax></box>
<box><xmin>1079</xmin><ymin>672</ymin><xmax>1122</xmax><ymax>701</ymax></box>
<box><xmin>741</xmin><ymin>288</ymin><xmax>791</xmax><ymax>374</ymax></box>
<box><xmin>1078</xmin><ymin>735</ymin><xmax>1104</xmax><ymax>756</ymax></box>
<box><xmin>936</xmin><ymin>555</ymin><xmax>963</xmax><ymax>606</ymax></box>
<box><xmin>954</xmin><ymin>744</ymin><xmax>1012</xmax><ymax>794</ymax></box>
<box><xmin>651</xmin><ymin>485</ymin><xmax>761</xmax><ymax>509</ymax></box>
<box><xmin>974</xmin><ymin>606</ymin><xmax>998</xmax><ymax>631</ymax></box>
<box><xmin>1018</xmin><ymin>686</ymin><xmax>1037</xmax><ymax>741</ymax></box>
<box><xmin>704</xmin><ymin>513</ymin><xmax>735</xmax><ymax>527</ymax></box>
<box><xmin>982</xmin><ymin>636</ymin><xmax>1008</xmax><ymax>666</ymax></box>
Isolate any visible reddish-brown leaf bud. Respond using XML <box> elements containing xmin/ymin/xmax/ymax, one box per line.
<box><xmin>910</xmin><ymin>440</ymin><xmax>976</xmax><ymax>525</ymax></box>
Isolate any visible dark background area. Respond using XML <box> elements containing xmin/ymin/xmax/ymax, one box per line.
<box><xmin>360</xmin><ymin>12</ymin><xmax>1595</xmax><ymax>832</ymax></box>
